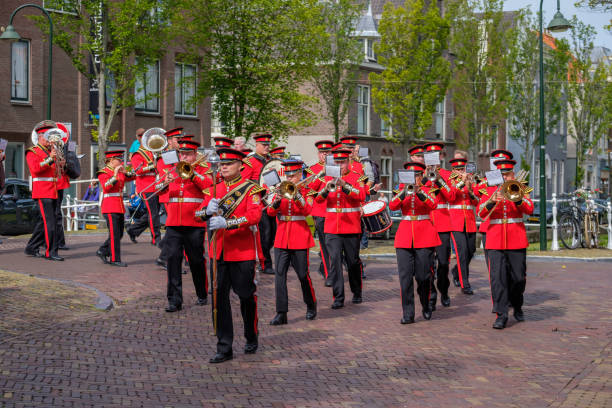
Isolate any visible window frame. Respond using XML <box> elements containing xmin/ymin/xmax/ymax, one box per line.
<box><xmin>174</xmin><ymin>62</ymin><xmax>197</xmax><ymax>117</ymax></box>
<box><xmin>43</xmin><ymin>0</ymin><xmax>79</xmax><ymax>15</ymax></box>
<box><xmin>380</xmin><ymin>156</ymin><xmax>392</xmax><ymax>191</ymax></box>
<box><xmin>357</xmin><ymin>84</ymin><xmax>370</xmax><ymax>136</ymax></box>
<box><xmin>134</xmin><ymin>60</ymin><xmax>160</xmax><ymax>114</ymax></box>
<box><xmin>10</xmin><ymin>40</ymin><xmax>30</xmax><ymax>103</ymax></box>
<box><xmin>4</xmin><ymin>142</ymin><xmax>25</xmax><ymax>179</ymax></box>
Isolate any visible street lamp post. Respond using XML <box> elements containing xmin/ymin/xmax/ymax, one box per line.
<box><xmin>538</xmin><ymin>0</ymin><xmax>572</xmax><ymax>251</ymax></box>
<box><xmin>1</xmin><ymin>4</ymin><xmax>54</xmax><ymax>120</ymax></box>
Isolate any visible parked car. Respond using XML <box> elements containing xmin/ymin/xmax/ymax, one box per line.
<box><xmin>527</xmin><ymin>201</ymin><xmax>553</xmax><ymax>224</ymax></box>
<box><xmin>0</xmin><ymin>178</ymin><xmax>38</xmax><ymax>235</ymax></box>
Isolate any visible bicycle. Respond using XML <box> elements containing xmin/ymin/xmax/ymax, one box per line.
<box><xmin>557</xmin><ymin>190</ymin><xmax>599</xmax><ymax>249</ymax></box>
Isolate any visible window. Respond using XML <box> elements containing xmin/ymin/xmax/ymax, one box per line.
<box><xmin>135</xmin><ymin>61</ymin><xmax>160</xmax><ymax>113</ymax></box>
<box><xmin>434</xmin><ymin>100</ymin><xmax>444</xmax><ymax>139</ymax></box>
<box><xmin>358</xmin><ymin>38</ymin><xmax>376</xmax><ymax>62</ymax></box>
<box><xmin>211</xmin><ymin>97</ymin><xmax>227</xmax><ymax>137</ymax></box>
<box><xmin>552</xmin><ymin>160</ymin><xmax>558</xmax><ymax>194</ymax></box>
<box><xmin>4</xmin><ymin>142</ymin><xmax>24</xmax><ymax>179</ymax></box>
<box><xmin>11</xmin><ymin>40</ymin><xmax>29</xmax><ymax>102</ymax></box>
<box><xmin>381</xmin><ymin>115</ymin><xmax>391</xmax><ymax>139</ymax></box>
<box><xmin>559</xmin><ymin>161</ymin><xmax>565</xmax><ymax>193</ymax></box>
<box><xmin>175</xmin><ymin>63</ymin><xmax>197</xmax><ymax>116</ymax></box>
<box><xmin>357</xmin><ymin>85</ymin><xmax>369</xmax><ymax>135</ymax></box>
<box><xmin>380</xmin><ymin>156</ymin><xmax>392</xmax><ymax>191</ymax></box>
<box><xmin>43</xmin><ymin>0</ymin><xmax>79</xmax><ymax>14</ymax></box>
<box><xmin>490</xmin><ymin>125</ymin><xmax>498</xmax><ymax>150</ymax></box>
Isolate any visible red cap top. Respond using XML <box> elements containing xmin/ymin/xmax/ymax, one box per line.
<box><xmin>181</xmin><ymin>134</ymin><xmax>195</xmax><ymax>140</ymax></box>
<box><xmin>177</xmin><ymin>139</ymin><xmax>200</xmax><ymax>151</ymax></box>
<box><xmin>36</xmin><ymin>125</ymin><xmax>55</xmax><ymax>135</ymax></box>
<box><xmin>253</xmin><ymin>134</ymin><xmax>272</xmax><ymax>144</ymax></box>
<box><xmin>282</xmin><ymin>160</ymin><xmax>304</xmax><ymax>174</ymax></box>
<box><xmin>213</xmin><ymin>137</ymin><xmax>233</xmax><ymax>148</ymax></box>
<box><xmin>491</xmin><ymin>149</ymin><xmax>513</xmax><ymax>160</ymax></box>
<box><xmin>449</xmin><ymin>158</ymin><xmax>467</xmax><ymax>168</ymax></box>
<box><xmin>332</xmin><ymin>149</ymin><xmax>351</xmax><ymax>161</ymax></box>
<box><xmin>270</xmin><ymin>146</ymin><xmax>286</xmax><ymax>155</ymax></box>
<box><xmin>332</xmin><ymin>142</ymin><xmax>344</xmax><ymax>151</ymax></box>
<box><xmin>217</xmin><ymin>148</ymin><xmax>246</xmax><ymax>162</ymax></box>
<box><xmin>340</xmin><ymin>136</ymin><xmax>358</xmax><ymax>146</ymax></box>
<box><xmin>315</xmin><ymin>140</ymin><xmax>334</xmax><ymax>151</ymax></box>
<box><xmin>164</xmin><ymin>127</ymin><xmax>184</xmax><ymax>138</ymax></box>
<box><xmin>408</xmin><ymin>145</ymin><xmax>425</xmax><ymax>156</ymax></box>
<box><xmin>494</xmin><ymin>159</ymin><xmax>516</xmax><ymax>172</ymax></box>
<box><xmin>105</xmin><ymin>150</ymin><xmax>124</xmax><ymax>159</ymax></box>
<box><xmin>403</xmin><ymin>162</ymin><xmax>426</xmax><ymax>172</ymax></box>
<box><xmin>424</xmin><ymin>142</ymin><xmax>444</xmax><ymax>152</ymax></box>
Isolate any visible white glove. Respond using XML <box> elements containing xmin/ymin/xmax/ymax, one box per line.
<box><xmin>206</xmin><ymin>198</ymin><xmax>220</xmax><ymax>215</ymax></box>
<box><xmin>208</xmin><ymin>216</ymin><xmax>227</xmax><ymax>231</ymax></box>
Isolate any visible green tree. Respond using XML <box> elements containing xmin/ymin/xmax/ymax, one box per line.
<box><xmin>506</xmin><ymin>9</ymin><xmax>571</xmax><ymax>174</ymax></box>
<box><xmin>178</xmin><ymin>0</ymin><xmax>323</xmax><ymax>142</ymax></box>
<box><xmin>563</xmin><ymin>17</ymin><xmax>612</xmax><ymax>186</ymax></box>
<box><xmin>34</xmin><ymin>0</ymin><xmax>174</xmax><ymax>169</ymax></box>
<box><xmin>448</xmin><ymin>0</ymin><xmax>512</xmax><ymax>158</ymax></box>
<box><xmin>369</xmin><ymin>0</ymin><xmax>450</xmax><ymax>143</ymax></box>
<box><xmin>311</xmin><ymin>0</ymin><xmax>365</xmax><ymax>142</ymax></box>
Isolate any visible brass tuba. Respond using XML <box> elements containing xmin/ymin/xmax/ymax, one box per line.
<box><xmin>141</xmin><ymin>127</ymin><xmax>167</xmax><ymax>154</ymax></box>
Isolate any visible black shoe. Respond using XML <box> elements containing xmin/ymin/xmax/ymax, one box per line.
<box><xmin>244</xmin><ymin>342</ymin><xmax>258</xmax><ymax>354</ymax></box>
<box><xmin>263</xmin><ymin>268</ymin><xmax>275</xmax><ymax>275</ymax></box>
<box><xmin>401</xmin><ymin>317</ymin><xmax>415</xmax><ymax>324</ymax></box>
<box><xmin>325</xmin><ymin>279</ymin><xmax>332</xmax><ymax>287</ymax></box>
<box><xmin>209</xmin><ymin>351</ymin><xmax>233</xmax><ymax>364</ymax></box>
<box><xmin>422</xmin><ymin>308</ymin><xmax>432</xmax><ymax>320</ymax></box>
<box><xmin>429</xmin><ymin>300</ymin><xmax>436</xmax><ymax>312</ymax></box>
<box><xmin>270</xmin><ymin>312</ymin><xmax>287</xmax><ymax>326</ymax></box>
<box><xmin>352</xmin><ymin>295</ymin><xmax>363</xmax><ymax>304</ymax></box>
<box><xmin>514</xmin><ymin>308</ymin><xmax>525</xmax><ymax>322</ymax></box>
<box><xmin>441</xmin><ymin>294</ymin><xmax>451</xmax><ymax>307</ymax></box>
<box><xmin>165</xmin><ymin>304</ymin><xmax>182</xmax><ymax>313</ymax></box>
<box><xmin>195</xmin><ymin>297</ymin><xmax>208</xmax><ymax>306</ymax></box>
<box><xmin>25</xmin><ymin>249</ymin><xmax>43</xmax><ymax>258</ymax></box>
<box><xmin>95</xmin><ymin>249</ymin><xmax>109</xmax><ymax>264</ymax></box>
<box><xmin>462</xmin><ymin>287</ymin><xmax>474</xmax><ymax>295</ymax></box>
<box><xmin>331</xmin><ymin>300</ymin><xmax>344</xmax><ymax>309</ymax></box>
<box><xmin>58</xmin><ymin>245</ymin><xmax>70</xmax><ymax>251</ymax></box>
<box><xmin>127</xmin><ymin>230</ymin><xmax>137</xmax><ymax>243</ymax></box>
<box><xmin>45</xmin><ymin>255</ymin><xmax>64</xmax><ymax>261</ymax></box>
<box><xmin>109</xmin><ymin>261</ymin><xmax>128</xmax><ymax>267</ymax></box>
<box><xmin>453</xmin><ymin>277</ymin><xmax>461</xmax><ymax>287</ymax></box>
<box><xmin>492</xmin><ymin>314</ymin><xmax>508</xmax><ymax>329</ymax></box>
<box><xmin>155</xmin><ymin>257</ymin><xmax>167</xmax><ymax>270</ymax></box>
<box><xmin>306</xmin><ymin>305</ymin><xmax>317</xmax><ymax>320</ymax></box>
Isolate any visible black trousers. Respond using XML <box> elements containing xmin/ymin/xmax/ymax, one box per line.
<box><xmin>431</xmin><ymin>232</ymin><xmax>451</xmax><ymax>301</ymax></box>
<box><xmin>326</xmin><ymin>233</ymin><xmax>362</xmax><ymax>304</ymax></box>
<box><xmin>26</xmin><ymin>198</ymin><xmax>58</xmax><ymax>257</ymax></box>
<box><xmin>129</xmin><ymin>192</ymin><xmax>161</xmax><ymax>245</ymax></box>
<box><xmin>99</xmin><ymin>213</ymin><xmax>124</xmax><ymax>262</ymax></box>
<box><xmin>450</xmin><ymin>229</ymin><xmax>476</xmax><ymax>289</ymax></box>
<box><xmin>258</xmin><ymin>212</ymin><xmax>276</xmax><ymax>270</ymax></box>
<box><xmin>56</xmin><ymin>189</ymin><xmax>66</xmax><ymax>247</ymax></box>
<box><xmin>481</xmin><ymin>232</ymin><xmax>488</xmax><ymax>267</ymax></box>
<box><xmin>314</xmin><ymin>216</ymin><xmax>330</xmax><ymax>278</ymax></box>
<box><xmin>158</xmin><ymin>203</ymin><xmax>169</xmax><ymax>262</ymax></box>
<box><xmin>165</xmin><ymin>226</ymin><xmax>207</xmax><ymax>306</ymax></box>
<box><xmin>274</xmin><ymin>248</ymin><xmax>316</xmax><ymax>313</ymax></box>
<box><xmin>488</xmin><ymin>249</ymin><xmax>527</xmax><ymax>316</ymax></box>
<box><xmin>396</xmin><ymin>248</ymin><xmax>434</xmax><ymax>320</ymax></box>
<box><xmin>215</xmin><ymin>258</ymin><xmax>258</xmax><ymax>354</ymax></box>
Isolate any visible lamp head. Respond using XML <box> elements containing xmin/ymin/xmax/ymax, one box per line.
<box><xmin>547</xmin><ymin>11</ymin><xmax>572</xmax><ymax>33</ymax></box>
<box><xmin>0</xmin><ymin>25</ymin><xmax>22</xmax><ymax>41</ymax></box>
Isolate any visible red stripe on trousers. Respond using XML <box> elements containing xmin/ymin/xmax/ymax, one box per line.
<box><xmin>38</xmin><ymin>199</ymin><xmax>50</xmax><ymax>257</ymax></box>
<box><xmin>450</xmin><ymin>232</ymin><xmax>465</xmax><ymax>288</ymax></box>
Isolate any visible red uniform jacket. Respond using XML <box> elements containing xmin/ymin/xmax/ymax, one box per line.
<box><xmin>389</xmin><ymin>185</ymin><xmax>440</xmax><ymax>249</ymax></box>
<box><xmin>131</xmin><ymin>148</ymin><xmax>157</xmax><ymax>194</ymax></box>
<box><xmin>98</xmin><ymin>166</ymin><xmax>135</xmax><ymax>214</ymax></box>
<box><xmin>165</xmin><ymin>167</ymin><xmax>212</xmax><ymax>227</ymax></box>
<box><xmin>306</xmin><ymin>161</ymin><xmax>327</xmax><ymax>218</ymax></box>
<box><xmin>447</xmin><ymin>183</ymin><xmax>478</xmax><ymax>233</ymax></box>
<box><xmin>477</xmin><ymin>185</ymin><xmax>534</xmax><ymax>250</ymax></box>
<box><xmin>156</xmin><ymin>152</ymin><xmax>175</xmax><ymax>204</ymax></box>
<box><xmin>350</xmin><ymin>160</ymin><xmax>364</xmax><ymax>176</ymax></box>
<box><xmin>315</xmin><ymin>171</ymin><xmax>366</xmax><ymax>235</ymax></box>
<box><xmin>267</xmin><ymin>187</ymin><xmax>314</xmax><ymax>250</ymax></box>
<box><xmin>241</xmin><ymin>153</ymin><xmax>267</xmax><ymax>181</ymax></box>
<box><xmin>209</xmin><ymin>176</ymin><xmax>265</xmax><ymax>264</ymax></box>
<box><xmin>427</xmin><ymin>168</ymin><xmax>456</xmax><ymax>233</ymax></box>
<box><xmin>26</xmin><ymin>145</ymin><xmax>58</xmax><ymax>199</ymax></box>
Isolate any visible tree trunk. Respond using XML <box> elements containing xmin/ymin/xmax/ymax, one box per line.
<box><xmin>97</xmin><ymin>67</ymin><xmax>107</xmax><ymax>171</ymax></box>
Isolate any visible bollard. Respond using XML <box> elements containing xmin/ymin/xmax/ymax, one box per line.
<box><xmin>551</xmin><ymin>193</ymin><xmax>559</xmax><ymax>251</ymax></box>
<box><xmin>65</xmin><ymin>194</ymin><xmax>72</xmax><ymax>232</ymax></box>
<box><xmin>72</xmin><ymin>196</ymin><xmax>79</xmax><ymax>231</ymax></box>
<box><xmin>607</xmin><ymin>200</ymin><xmax>612</xmax><ymax>250</ymax></box>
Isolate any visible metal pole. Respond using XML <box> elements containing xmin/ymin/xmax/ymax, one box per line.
<box><xmin>551</xmin><ymin>193</ymin><xmax>559</xmax><ymax>250</ymax></box>
<box><xmin>7</xmin><ymin>4</ymin><xmax>53</xmax><ymax>119</ymax></box>
<box><xmin>607</xmin><ymin>200</ymin><xmax>612</xmax><ymax>250</ymax></box>
<box><xmin>539</xmin><ymin>0</ymin><xmax>547</xmax><ymax>250</ymax></box>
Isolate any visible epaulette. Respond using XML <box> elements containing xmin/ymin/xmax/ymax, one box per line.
<box><xmin>479</xmin><ymin>188</ymin><xmax>488</xmax><ymax>195</ymax></box>
<box><xmin>305</xmin><ymin>167</ymin><xmax>315</xmax><ymax>175</ymax></box>
<box><xmin>202</xmin><ymin>188</ymin><xmax>210</xmax><ymax>196</ymax></box>
<box><xmin>26</xmin><ymin>146</ymin><xmax>38</xmax><ymax>154</ymax></box>
<box><xmin>306</xmin><ymin>190</ymin><xmax>318</xmax><ymax>197</ymax></box>
<box><xmin>243</xmin><ymin>157</ymin><xmax>252</xmax><ymax>167</ymax></box>
<box><xmin>248</xmin><ymin>181</ymin><xmax>266</xmax><ymax>195</ymax></box>
<box><xmin>393</xmin><ymin>189</ymin><xmax>400</xmax><ymax>195</ymax></box>
<box><xmin>357</xmin><ymin>175</ymin><xmax>368</xmax><ymax>183</ymax></box>
<box><xmin>96</xmin><ymin>169</ymin><xmax>107</xmax><ymax>176</ymax></box>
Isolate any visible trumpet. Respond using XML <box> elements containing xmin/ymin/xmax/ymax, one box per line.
<box><xmin>426</xmin><ymin>166</ymin><xmax>438</xmax><ymax>183</ymax></box>
<box><xmin>295</xmin><ymin>170</ymin><xmax>324</xmax><ymax>189</ymax></box>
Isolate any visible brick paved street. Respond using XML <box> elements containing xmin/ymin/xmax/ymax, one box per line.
<box><xmin>0</xmin><ymin>234</ymin><xmax>610</xmax><ymax>407</ymax></box>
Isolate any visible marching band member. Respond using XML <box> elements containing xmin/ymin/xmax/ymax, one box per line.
<box><xmin>24</xmin><ymin>125</ymin><xmax>62</xmax><ymax>261</ymax></box>
<box><xmin>315</xmin><ymin>148</ymin><xmax>367</xmax><ymax>309</ymax></box>
<box><xmin>54</xmin><ymin>141</ymin><xmax>70</xmax><ymax>252</ymax></box>
<box><xmin>390</xmin><ymin>162</ymin><xmax>439</xmax><ymax>323</ymax></box>
<box><xmin>267</xmin><ymin>160</ymin><xmax>317</xmax><ymax>325</ymax></box>
<box><xmin>161</xmin><ymin>139</ymin><xmax>212</xmax><ymax>312</ymax></box>
<box><xmin>422</xmin><ymin>142</ymin><xmax>456</xmax><ymax>309</ymax></box>
<box><xmin>204</xmin><ymin>148</ymin><xmax>265</xmax><ymax>363</ymax></box>
<box><xmin>96</xmin><ymin>150</ymin><xmax>135</xmax><ymax>267</ymax></box>
<box><xmin>477</xmin><ymin>159</ymin><xmax>533</xmax><ymax>329</ymax></box>
<box><xmin>448</xmin><ymin>157</ymin><xmax>478</xmax><ymax>295</ymax></box>
<box><xmin>127</xmin><ymin>134</ymin><xmax>162</xmax><ymax>246</ymax></box>
<box><xmin>306</xmin><ymin>140</ymin><xmax>334</xmax><ymax>284</ymax></box>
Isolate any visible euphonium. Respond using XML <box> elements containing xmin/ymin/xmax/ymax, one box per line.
<box><xmin>176</xmin><ymin>161</ymin><xmax>194</xmax><ymax>180</ymax></box>
<box><xmin>501</xmin><ymin>180</ymin><xmax>524</xmax><ymax>202</ymax></box>
<box><xmin>278</xmin><ymin>180</ymin><xmax>297</xmax><ymax>200</ymax></box>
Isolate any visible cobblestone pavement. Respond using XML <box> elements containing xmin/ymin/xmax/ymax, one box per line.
<box><xmin>0</xmin><ymin>234</ymin><xmax>610</xmax><ymax>407</ymax></box>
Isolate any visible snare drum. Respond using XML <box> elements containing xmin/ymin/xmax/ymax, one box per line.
<box><xmin>362</xmin><ymin>200</ymin><xmax>392</xmax><ymax>235</ymax></box>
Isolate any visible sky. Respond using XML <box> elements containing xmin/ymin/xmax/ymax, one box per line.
<box><xmin>503</xmin><ymin>1</ymin><xmax>612</xmax><ymax>48</ymax></box>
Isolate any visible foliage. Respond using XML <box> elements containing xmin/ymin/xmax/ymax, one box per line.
<box><xmin>447</xmin><ymin>0</ymin><xmax>513</xmax><ymax>158</ymax></box>
<box><xmin>369</xmin><ymin>0</ymin><xmax>450</xmax><ymax>143</ymax></box>
<box><xmin>506</xmin><ymin>9</ymin><xmax>571</xmax><ymax>174</ymax></box>
<box><xmin>177</xmin><ymin>0</ymin><xmax>323</xmax><ymax>142</ymax></box>
<box><xmin>311</xmin><ymin>0</ymin><xmax>365</xmax><ymax>142</ymax></box>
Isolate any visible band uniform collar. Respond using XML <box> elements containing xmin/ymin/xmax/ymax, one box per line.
<box><xmin>225</xmin><ymin>174</ymin><xmax>242</xmax><ymax>186</ymax></box>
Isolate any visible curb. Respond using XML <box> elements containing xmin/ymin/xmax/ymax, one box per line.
<box><xmin>7</xmin><ymin>270</ymin><xmax>114</xmax><ymax>311</ymax></box>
